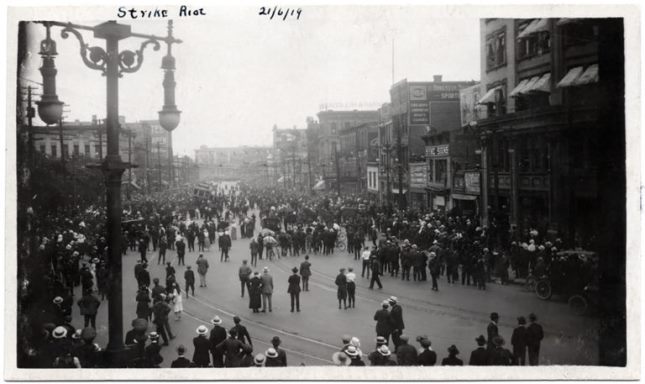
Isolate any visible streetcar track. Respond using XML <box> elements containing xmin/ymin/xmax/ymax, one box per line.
<box><xmin>186</xmin><ymin>292</ymin><xmax>340</xmax><ymax>351</ymax></box>
<box><xmin>271</xmin><ymin>257</ymin><xmax>586</xmax><ymax>338</ymax></box>
<box><xmin>182</xmin><ymin>311</ymin><xmax>334</xmax><ymax>364</ymax></box>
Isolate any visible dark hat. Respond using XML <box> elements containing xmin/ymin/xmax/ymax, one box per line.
<box><xmin>233</xmin><ymin>316</ymin><xmax>241</xmax><ymax>323</ymax></box>
<box><xmin>177</xmin><ymin>345</ymin><xmax>186</xmax><ymax>354</ymax></box>
<box><xmin>376</xmin><ymin>336</ymin><xmax>387</xmax><ymax>345</ymax></box>
<box><xmin>292</xmin><ymin>267</ymin><xmax>298</xmax><ymax>273</ymax></box>
<box><xmin>490</xmin><ymin>312</ymin><xmax>499</xmax><ymax>320</ymax></box>
<box><xmin>493</xmin><ymin>335</ymin><xmax>505</xmax><ymax>347</ymax></box>
<box><xmin>475</xmin><ymin>335</ymin><xmax>486</xmax><ymax>346</ymax></box>
<box><xmin>271</xmin><ymin>336</ymin><xmax>281</xmax><ymax>345</ymax></box>
<box><xmin>517</xmin><ymin>316</ymin><xmax>527</xmax><ymax>325</ymax></box>
<box><xmin>529</xmin><ymin>313</ymin><xmax>537</xmax><ymax>321</ymax></box>
<box><xmin>416</xmin><ymin>336</ymin><xmax>431</xmax><ymax>348</ymax></box>
<box><xmin>448</xmin><ymin>345</ymin><xmax>459</xmax><ymax>355</ymax></box>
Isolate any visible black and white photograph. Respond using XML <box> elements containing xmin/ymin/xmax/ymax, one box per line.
<box><xmin>4</xmin><ymin>2</ymin><xmax>640</xmax><ymax>381</ymax></box>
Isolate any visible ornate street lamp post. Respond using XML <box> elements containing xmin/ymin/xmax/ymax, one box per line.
<box><xmin>35</xmin><ymin>20</ymin><xmax>181</xmax><ymax>367</ymax></box>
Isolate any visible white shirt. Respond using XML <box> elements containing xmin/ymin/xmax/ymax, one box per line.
<box><xmin>361</xmin><ymin>250</ymin><xmax>372</xmax><ymax>261</ymax></box>
<box><xmin>345</xmin><ymin>272</ymin><xmax>356</xmax><ymax>283</ymax></box>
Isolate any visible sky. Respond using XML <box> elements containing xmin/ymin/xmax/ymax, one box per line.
<box><xmin>19</xmin><ymin>6</ymin><xmax>480</xmax><ymax>157</ymax></box>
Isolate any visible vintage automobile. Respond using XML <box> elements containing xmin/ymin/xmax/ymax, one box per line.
<box><xmin>534</xmin><ymin>250</ymin><xmax>598</xmax><ymax>315</ymax></box>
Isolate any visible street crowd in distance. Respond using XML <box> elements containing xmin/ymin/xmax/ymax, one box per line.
<box><xmin>17</xmin><ymin>181</ymin><xmax>599</xmax><ymax>368</ymax></box>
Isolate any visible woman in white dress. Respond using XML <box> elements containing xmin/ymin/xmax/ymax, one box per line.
<box><xmin>171</xmin><ymin>282</ymin><xmax>183</xmax><ymax>320</ymax></box>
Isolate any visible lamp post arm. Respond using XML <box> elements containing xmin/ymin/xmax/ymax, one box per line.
<box><xmin>118</xmin><ymin>38</ymin><xmax>161</xmax><ymax>75</ymax></box>
<box><xmin>59</xmin><ymin>26</ymin><xmax>107</xmax><ymax>73</ymax></box>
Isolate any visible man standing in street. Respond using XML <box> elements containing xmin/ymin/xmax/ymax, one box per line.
<box><xmin>192</xmin><ymin>325</ymin><xmax>212</xmax><ymax>368</ymax></box>
<box><xmin>369</xmin><ymin>255</ymin><xmax>383</xmax><ymax>289</ymax></box>
<box><xmin>511</xmin><ymin>316</ymin><xmax>528</xmax><ymax>365</ymax></box>
<box><xmin>487</xmin><ymin>312</ymin><xmax>500</xmax><ymax>351</ymax></box>
<box><xmin>395</xmin><ymin>335</ymin><xmax>417</xmax><ymax>366</ymax></box>
<box><xmin>231</xmin><ymin>316</ymin><xmax>253</xmax><ymax>347</ymax></box>
<box><xmin>249</xmin><ymin>237</ymin><xmax>259</xmax><ymax>267</ymax></box>
<box><xmin>184</xmin><ymin>265</ymin><xmax>195</xmax><ymax>298</ymax></box>
<box><xmin>469</xmin><ymin>335</ymin><xmax>489</xmax><ymax>365</ymax></box>
<box><xmin>526</xmin><ymin>313</ymin><xmax>544</xmax><ymax>365</ymax></box>
<box><xmin>152</xmin><ymin>295</ymin><xmax>173</xmax><ymax>345</ymax></box>
<box><xmin>299</xmin><ymin>255</ymin><xmax>312</xmax><ymax>292</ymax></box>
<box><xmin>287</xmin><ymin>267</ymin><xmax>301</xmax><ymax>312</ymax></box>
<box><xmin>176</xmin><ymin>236</ymin><xmax>186</xmax><ymax>266</ymax></box>
<box><xmin>260</xmin><ymin>267</ymin><xmax>274</xmax><ymax>313</ymax></box>
<box><xmin>389</xmin><ymin>296</ymin><xmax>405</xmax><ymax>349</ymax></box>
<box><xmin>219</xmin><ymin>230</ymin><xmax>232</xmax><ymax>262</ymax></box>
<box><xmin>238</xmin><ymin>260</ymin><xmax>252</xmax><ymax>298</ymax></box>
<box><xmin>209</xmin><ymin>316</ymin><xmax>227</xmax><ymax>367</ymax></box>
<box><xmin>335</xmin><ymin>268</ymin><xmax>348</xmax><ymax>310</ymax></box>
<box><xmin>196</xmin><ymin>254</ymin><xmax>209</xmax><ymax>288</ymax></box>
<box><xmin>158</xmin><ymin>235</ymin><xmax>167</xmax><ymax>265</ymax></box>
<box><xmin>361</xmin><ymin>246</ymin><xmax>372</xmax><ymax>278</ymax></box>
<box><xmin>77</xmin><ymin>289</ymin><xmax>100</xmax><ymax>329</ymax></box>
<box><xmin>373</xmin><ymin>301</ymin><xmax>392</xmax><ymax>345</ymax></box>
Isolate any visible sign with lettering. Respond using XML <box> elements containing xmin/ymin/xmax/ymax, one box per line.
<box><xmin>409</xmin><ymin>101</ymin><xmax>430</xmax><ymax>125</ymax></box>
<box><xmin>425</xmin><ymin>144</ymin><xmax>449</xmax><ymax>157</ymax></box>
<box><xmin>409</xmin><ymin>162</ymin><xmax>429</xmax><ymax>189</ymax></box>
<box><xmin>460</xmin><ymin>83</ymin><xmax>488</xmax><ymax>126</ymax></box>
<box><xmin>464</xmin><ymin>171</ymin><xmax>481</xmax><ymax>194</ymax></box>
<box><xmin>409</xmin><ymin>85</ymin><xmax>428</xmax><ymax>101</ymax></box>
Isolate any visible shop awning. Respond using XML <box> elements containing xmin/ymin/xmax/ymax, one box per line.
<box><xmin>528</xmin><ymin>72</ymin><xmax>552</xmax><ymax>93</ymax></box>
<box><xmin>391</xmin><ymin>188</ymin><xmax>408</xmax><ymax>194</ymax></box>
<box><xmin>452</xmin><ymin>193</ymin><xmax>478</xmax><ymax>201</ymax></box>
<box><xmin>509</xmin><ymin>79</ymin><xmax>530</xmax><ymax>97</ymax></box>
<box><xmin>517</xmin><ymin>18</ymin><xmax>549</xmax><ymax>39</ymax></box>
<box><xmin>573</xmin><ymin>64</ymin><xmax>598</xmax><ymax>85</ymax></box>
<box><xmin>312</xmin><ymin>180</ymin><xmax>325</xmax><ymax>191</ymax></box>
<box><xmin>557</xmin><ymin>66</ymin><xmax>584</xmax><ymax>88</ymax></box>
<box><xmin>556</xmin><ymin>18</ymin><xmax>579</xmax><ymax>27</ymax></box>
<box><xmin>519</xmin><ymin>76</ymin><xmax>540</xmax><ymax>94</ymax></box>
<box><xmin>477</xmin><ymin>86</ymin><xmax>500</xmax><ymax>104</ymax></box>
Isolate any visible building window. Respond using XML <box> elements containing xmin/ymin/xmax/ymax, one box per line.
<box><xmin>84</xmin><ymin>145</ymin><xmax>90</xmax><ymax>156</ymax></box>
<box><xmin>517</xmin><ymin>24</ymin><xmax>551</xmax><ymax>61</ymax></box>
<box><xmin>331</xmin><ymin>122</ymin><xmax>338</xmax><ymax>135</ymax></box>
<box><xmin>63</xmin><ymin>144</ymin><xmax>69</xmax><ymax>157</ymax></box>
<box><xmin>73</xmin><ymin>144</ymin><xmax>80</xmax><ymax>156</ymax></box>
<box><xmin>39</xmin><ymin>144</ymin><xmax>46</xmax><ymax>154</ymax></box>
<box><xmin>486</xmin><ymin>27</ymin><xmax>507</xmax><ymax>71</ymax></box>
<box><xmin>435</xmin><ymin>159</ymin><xmax>447</xmax><ymax>184</ymax></box>
<box><xmin>95</xmin><ymin>145</ymin><xmax>101</xmax><ymax>157</ymax></box>
<box><xmin>51</xmin><ymin>145</ymin><xmax>57</xmax><ymax>158</ymax></box>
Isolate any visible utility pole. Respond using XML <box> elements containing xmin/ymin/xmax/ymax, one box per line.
<box><xmin>58</xmin><ymin>118</ymin><xmax>65</xmax><ymax>166</ymax></box>
<box><xmin>144</xmin><ymin>131</ymin><xmax>150</xmax><ymax>194</ymax></box>
<box><xmin>384</xmin><ymin>144</ymin><xmax>393</xmax><ymax>213</ymax></box>
<box><xmin>291</xmin><ymin>144</ymin><xmax>297</xmax><ymax>190</ymax></box>
<box><xmin>355</xmin><ymin>129</ymin><xmax>361</xmax><ymax>194</ymax></box>
<box><xmin>127</xmin><ymin>130</ymin><xmax>132</xmax><ymax>200</ymax></box>
<box><xmin>26</xmin><ymin>86</ymin><xmax>34</xmax><ymax>166</ymax></box>
<box><xmin>334</xmin><ymin>142</ymin><xmax>341</xmax><ymax>196</ymax></box>
<box><xmin>395</xmin><ymin>115</ymin><xmax>405</xmax><ymax>210</ymax></box>
<box><xmin>307</xmin><ymin>152</ymin><xmax>312</xmax><ymax>191</ymax></box>
<box><xmin>157</xmin><ymin>141</ymin><xmax>162</xmax><ymax>190</ymax></box>
<box><xmin>98</xmin><ymin>119</ymin><xmax>104</xmax><ymax>160</ymax></box>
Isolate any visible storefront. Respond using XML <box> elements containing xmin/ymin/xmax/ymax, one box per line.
<box><xmin>452</xmin><ymin>170</ymin><xmax>480</xmax><ymax>216</ymax></box>
<box><xmin>409</xmin><ymin>162</ymin><xmax>429</xmax><ymax>211</ymax></box>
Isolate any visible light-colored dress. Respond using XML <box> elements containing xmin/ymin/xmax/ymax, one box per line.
<box><xmin>172</xmin><ymin>288</ymin><xmax>183</xmax><ymax>312</ymax></box>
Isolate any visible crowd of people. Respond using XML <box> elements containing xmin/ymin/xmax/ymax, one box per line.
<box><xmin>16</xmin><ymin>181</ymin><xmax>593</xmax><ymax>368</ymax></box>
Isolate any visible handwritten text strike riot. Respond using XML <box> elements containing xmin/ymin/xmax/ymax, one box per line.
<box><xmin>117</xmin><ymin>6</ymin><xmax>206</xmax><ymax>19</ymax></box>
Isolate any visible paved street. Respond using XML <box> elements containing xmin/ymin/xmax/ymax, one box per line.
<box><xmin>73</xmin><ymin>213</ymin><xmax>598</xmax><ymax>367</ymax></box>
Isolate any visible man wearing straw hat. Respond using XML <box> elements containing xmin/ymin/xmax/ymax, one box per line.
<box><xmin>209</xmin><ymin>316</ymin><xmax>227</xmax><ymax>367</ymax></box>
<box><xmin>193</xmin><ymin>325</ymin><xmax>212</xmax><ymax>367</ymax></box>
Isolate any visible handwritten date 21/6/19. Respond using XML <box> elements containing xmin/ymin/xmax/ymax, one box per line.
<box><xmin>259</xmin><ymin>6</ymin><xmax>302</xmax><ymax>20</ymax></box>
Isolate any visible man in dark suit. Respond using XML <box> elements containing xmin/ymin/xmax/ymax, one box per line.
<box><xmin>176</xmin><ymin>237</ymin><xmax>186</xmax><ymax>266</ymax></box>
<box><xmin>487</xmin><ymin>336</ymin><xmax>514</xmax><ymax>365</ymax></box>
<box><xmin>184</xmin><ymin>266</ymin><xmax>195</xmax><ymax>298</ymax></box>
<box><xmin>373</xmin><ymin>301</ymin><xmax>392</xmax><ymax>345</ymax></box>
<box><xmin>209</xmin><ymin>316</ymin><xmax>227</xmax><ymax>367</ymax></box>
<box><xmin>271</xmin><ymin>336</ymin><xmax>287</xmax><ymax>366</ymax></box>
<box><xmin>487</xmin><ymin>312</ymin><xmax>499</xmax><ymax>351</ymax></box>
<box><xmin>511</xmin><ymin>316</ymin><xmax>528</xmax><ymax>365</ymax></box>
<box><xmin>216</xmin><ymin>329</ymin><xmax>252</xmax><ymax>368</ymax></box>
<box><xmin>231</xmin><ymin>316</ymin><xmax>253</xmax><ymax>347</ymax></box>
<box><xmin>219</xmin><ymin>231</ymin><xmax>232</xmax><ymax>262</ymax></box>
<box><xmin>526</xmin><ymin>313</ymin><xmax>544</xmax><ymax>365</ymax></box>
<box><xmin>171</xmin><ymin>345</ymin><xmax>193</xmax><ymax>367</ymax></box>
<box><xmin>389</xmin><ymin>297</ymin><xmax>405</xmax><ymax>349</ymax></box>
<box><xmin>299</xmin><ymin>256</ymin><xmax>312</xmax><ymax>291</ymax></box>
<box><xmin>369</xmin><ymin>256</ymin><xmax>383</xmax><ymax>289</ymax></box>
<box><xmin>416</xmin><ymin>336</ymin><xmax>437</xmax><ymax>366</ymax></box>
<box><xmin>136</xmin><ymin>263</ymin><xmax>150</xmax><ymax>289</ymax></box>
<box><xmin>469</xmin><ymin>335</ymin><xmax>489</xmax><ymax>365</ymax></box>
<box><xmin>395</xmin><ymin>335</ymin><xmax>417</xmax><ymax>365</ymax></box>
<box><xmin>287</xmin><ymin>267</ymin><xmax>301</xmax><ymax>312</ymax></box>
<box><xmin>193</xmin><ymin>325</ymin><xmax>212</xmax><ymax>367</ymax></box>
